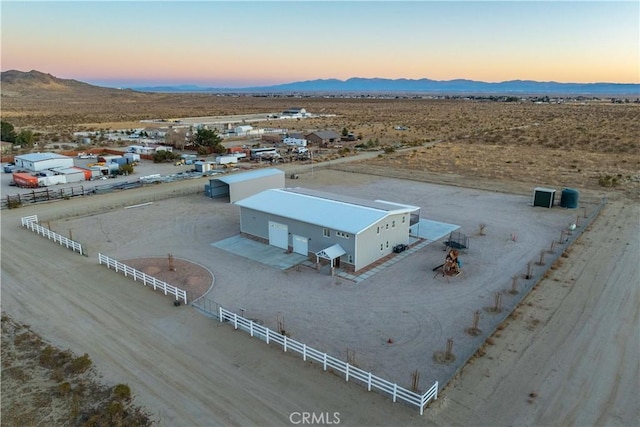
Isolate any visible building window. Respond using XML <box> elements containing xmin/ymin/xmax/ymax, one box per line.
<box><xmin>392</xmin><ymin>220</ymin><xmax>396</xmax><ymax>228</ymax></box>
<box><xmin>377</xmin><ymin>226</ymin><xmax>380</xmax><ymax>235</ymax></box>
<box><xmin>402</xmin><ymin>216</ymin><xmax>406</xmax><ymax>223</ymax></box>
<box><xmin>323</xmin><ymin>228</ymin><xmax>330</xmax><ymax>238</ymax></box>
<box><xmin>348</xmin><ymin>255</ymin><xmax>353</xmax><ymax>263</ymax></box>
<box><xmin>385</xmin><ymin>223</ymin><xmax>389</xmax><ymax>230</ymax></box>
<box><xmin>380</xmin><ymin>243</ymin><xmax>383</xmax><ymax>251</ymax></box>
<box><xmin>336</xmin><ymin>231</ymin><xmax>350</xmax><ymax>239</ymax></box>
<box><xmin>386</xmin><ymin>241</ymin><xmax>389</xmax><ymax>248</ymax></box>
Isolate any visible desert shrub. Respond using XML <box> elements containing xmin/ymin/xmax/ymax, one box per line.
<box><xmin>118</xmin><ymin>163</ymin><xmax>134</xmax><ymax>175</ymax></box>
<box><xmin>57</xmin><ymin>381</ymin><xmax>72</xmax><ymax>397</ymax></box>
<box><xmin>67</xmin><ymin>353</ymin><xmax>92</xmax><ymax>374</ymax></box>
<box><xmin>598</xmin><ymin>174</ymin><xmax>619</xmax><ymax>187</ymax></box>
<box><xmin>113</xmin><ymin>383</ymin><xmax>132</xmax><ymax>401</ymax></box>
<box><xmin>383</xmin><ymin>146</ymin><xmax>395</xmax><ymax>154</ymax></box>
<box><xmin>106</xmin><ymin>400</ymin><xmax>125</xmax><ymax>420</ymax></box>
<box><xmin>152</xmin><ymin>150</ymin><xmax>180</xmax><ymax>163</ymax></box>
<box><xmin>39</xmin><ymin>345</ymin><xmax>57</xmax><ymax>368</ymax></box>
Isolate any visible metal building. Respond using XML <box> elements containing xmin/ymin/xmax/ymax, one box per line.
<box><xmin>235</xmin><ymin>188</ymin><xmax>420</xmax><ymax>272</ymax></box>
<box><xmin>14</xmin><ymin>153</ymin><xmax>74</xmax><ymax>172</ymax></box>
<box><xmin>206</xmin><ymin>168</ymin><xmax>285</xmax><ymax>203</ymax></box>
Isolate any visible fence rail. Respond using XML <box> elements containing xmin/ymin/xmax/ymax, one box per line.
<box><xmin>218</xmin><ymin>307</ymin><xmax>438</xmax><ymax>414</ymax></box>
<box><xmin>21</xmin><ymin>215</ymin><xmax>84</xmax><ymax>255</ymax></box>
<box><xmin>3</xmin><ymin>185</ymin><xmax>92</xmax><ymax>209</ymax></box>
<box><xmin>97</xmin><ymin>253</ymin><xmax>188</xmax><ymax>304</ymax></box>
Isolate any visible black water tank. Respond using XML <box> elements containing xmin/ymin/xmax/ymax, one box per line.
<box><xmin>560</xmin><ymin>188</ymin><xmax>580</xmax><ymax>209</ymax></box>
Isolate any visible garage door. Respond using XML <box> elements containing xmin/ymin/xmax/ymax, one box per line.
<box><xmin>292</xmin><ymin>235</ymin><xmax>308</xmax><ymax>256</ymax></box>
<box><xmin>268</xmin><ymin>221</ymin><xmax>288</xmax><ymax>250</ymax></box>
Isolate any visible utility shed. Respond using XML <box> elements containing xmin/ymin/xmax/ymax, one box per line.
<box><xmin>235</xmin><ymin>187</ymin><xmax>419</xmax><ymax>272</ymax></box>
<box><xmin>206</xmin><ymin>168</ymin><xmax>284</xmax><ymax>202</ymax></box>
<box><xmin>14</xmin><ymin>153</ymin><xmax>74</xmax><ymax>172</ymax></box>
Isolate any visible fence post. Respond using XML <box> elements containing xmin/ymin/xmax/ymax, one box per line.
<box><xmin>266</xmin><ymin>328</ymin><xmax>270</xmax><ymax>344</ymax></box>
<box><xmin>234</xmin><ymin>313</ymin><xmax>238</xmax><ymax>330</ymax></box>
<box><xmin>323</xmin><ymin>353</ymin><xmax>327</xmax><ymax>371</ymax></box>
<box><xmin>303</xmin><ymin>344</ymin><xmax>306</xmax><ymax>361</ymax></box>
<box><xmin>368</xmin><ymin>372</ymin><xmax>372</xmax><ymax>391</ymax></box>
<box><xmin>218</xmin><ymin>306</ymin><xmax>223</xmax><ymax>323</ymax></box>
<box><xmin>250</xmin><ymin>321</ymin><xmax>254</xmax><ymax>337</ymax></box>
<box><xmin>393</xmin><ymin>383</ymin><xmax>398</xmax><ymax>402</ymax></box>
<box><xmin>346</xmin><ymin>363</ymin><xmax>350</xmax><ymax>382</ymax></box>
<box><xmin>284</xmin><ymin>335</ymin><xmax>288</xmax><ymax>352</ymax></box>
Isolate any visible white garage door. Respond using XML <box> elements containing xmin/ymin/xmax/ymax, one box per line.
<box><xmin>268</xmin><ymin>221</ymin><xmax>288</xmax><ymax>250</ymax></box>
<box><xmin>292</xmin><ymin>235</ymin><xmax>308</xmax><ymax>256</ymax></box>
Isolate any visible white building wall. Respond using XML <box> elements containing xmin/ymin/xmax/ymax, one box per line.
<box><xmin>355</xmin><ymin>212</ymin><xmax>411</xmax><ymax>271</ymax></box>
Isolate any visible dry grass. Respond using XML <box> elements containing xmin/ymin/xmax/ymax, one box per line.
<box><xmin>3</xmin><ymin>90</ymin><xmax>638</xmax><ymax>198</ymax></box>
<box><xmin>1</xmin><ymin>313</ymin><xmax>152</xmax><ymax>426</ymax></box>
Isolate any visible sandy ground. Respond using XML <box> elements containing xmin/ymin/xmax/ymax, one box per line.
<box><xmin>1</xmin><ymin>165</ymin><xmax>638</xmax><ymax>426</ymax></box>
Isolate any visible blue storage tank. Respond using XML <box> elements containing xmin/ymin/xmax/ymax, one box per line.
<box><xmin>560</xmin><ymin>188</ymin><xmax>580</xmax><ymax>209</ymax></box>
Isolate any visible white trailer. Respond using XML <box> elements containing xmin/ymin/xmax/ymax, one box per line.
<box><xmin>283</xmin><ymin>137</ymin><xmax>308</xmax><ymax>147</ymax></box>
<box><xmin>215</xmin><ymin>155</ymin><xmax>239</xmax><ymax>165</ymax></box>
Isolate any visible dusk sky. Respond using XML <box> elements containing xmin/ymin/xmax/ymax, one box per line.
<box><xmin>2</xmin><ymin>1</ymin><xmax>639</xmax><ymax>88</ymax></box>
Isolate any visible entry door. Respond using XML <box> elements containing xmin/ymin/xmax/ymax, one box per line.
<box><xmin>268</xmin><ymin>221</ymin><xmax>288</xmax><ymax>250</ymax></box>
<box><xmin>292</xmin><ymin>235</ymin><xmax>308</xmax><ymax>256</ymax></box>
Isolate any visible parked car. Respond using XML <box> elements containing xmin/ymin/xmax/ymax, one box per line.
<box><xmin>393</xmin><ymin>244</ymin><xmax>408</xmax><ymax>253</ymax></box>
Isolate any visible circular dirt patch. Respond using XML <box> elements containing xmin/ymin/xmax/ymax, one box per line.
<box><xmin>433</xmin><ymin>351</ymin><xmax>456</xmax><ymax>365</ymax></box>
<box><xmin>124</xmin><ymin>257</ymin><xmax>213</xmax><ymax>301</ymax></box>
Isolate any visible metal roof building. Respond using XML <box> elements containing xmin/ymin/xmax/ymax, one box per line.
<box><xmin>14</xmin><ymin>153</ymin><xmax>74</xmax><ymax>172</ymax></box>
<box><xmin>235</xmin><ymin>188</ymin><xmax>420</xmax><ymax>272</ymax></box>
<box><xmin>206</xmin><ymin>168</ymin><xmax>285</xmax><ymax>203</ymax></box>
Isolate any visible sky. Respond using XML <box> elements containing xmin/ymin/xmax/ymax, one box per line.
<box><xmin>1</xmin><ymin>1</ymin><xmax>639</xmax><ymax>88</ymax></box>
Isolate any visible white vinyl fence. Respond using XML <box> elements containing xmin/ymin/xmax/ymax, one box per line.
<box><xmin>98</xmin><ymin>253</ymin><xmax>188</xmax><ymax>304</ymax></box>
<box><xmin>21</xmin><ymin>215</ymin><xmax>84</xmax><ymax>255</ymax></box>
<box><xmin>219</xmin><ymin>307</ymin><xmax>438</xmax><ymax>414</ymax></box>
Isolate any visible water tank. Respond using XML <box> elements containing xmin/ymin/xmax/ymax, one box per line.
<box><xmin>560</xmin><ymin>188</ymin><xmax>580</xmax><ymax>209</ymax></box>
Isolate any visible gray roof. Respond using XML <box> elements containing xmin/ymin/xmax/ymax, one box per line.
<box><xmin>15</xmin><ymin>153</ymin><xmax>71</xmax><ymax>162</ymax></box>
<box><xmin>235</xmin><ymin>187</ymin><xmax>415</xmax><ymax>234</ymax></box>
<box><xmin>216</xmin><ymin>168</ymin><xmax>283</xmax><ymax>184</ymax></box>
<box><xmin>307</xmin><ymin>130</ymin><xmax>340</xmax><ymax>140</ymax></box>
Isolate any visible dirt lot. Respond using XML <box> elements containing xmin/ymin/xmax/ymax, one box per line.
<box><xmin>1</xmin><ymin>164</ymin><xmax>638</xmax><ymax>426</ymax></box>
<box><xmin>1</xmin><ymin>91</ymin><xmax>639</xmax><ymax>426</ymax></box>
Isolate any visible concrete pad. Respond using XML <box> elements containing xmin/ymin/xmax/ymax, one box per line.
<box><xmin>212</xmin><ymin>235</ymin><xmax>307</xmax><ymax>270</ymax></box>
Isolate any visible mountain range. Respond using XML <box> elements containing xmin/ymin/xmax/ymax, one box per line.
<box><xmin>2</xmin><ymin>70</ymin><xmax>638</xmax><ymax>97</ymax></box>
<box><xmin>131</xmin><ymin>77</ymin><xmax>640</xmax><ymax>96</ymax></box>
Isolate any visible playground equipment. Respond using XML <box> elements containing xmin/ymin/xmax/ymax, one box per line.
<box><xmin>433</xmin><ymin>248</ymin><xmax>462</xmax><ymax>280</ymax></box>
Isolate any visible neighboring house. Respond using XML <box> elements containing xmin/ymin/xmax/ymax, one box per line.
<box><xmin>287</xmin><ymin>132</ymin><xmax>306</xmax><ymax>140</ymax></box>
<box><xmin>235</xmin><ymin>187</ymin><xmax>420</xmax><ymax>272</ymax></box>
<box><xmin>305</xmin><ymin>130</ymin><xmax>341</xmax><ymax>147</ymax></box>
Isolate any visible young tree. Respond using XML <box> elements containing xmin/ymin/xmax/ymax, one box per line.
<box><xmin>1</xmin><ymin>121</ymin><xmax>17</xmax><ymax>143</ymax></box>
<box><xmin>16</xmin><ymin>130</ymin><xmax>35</xmax><ymax>148</ymax></box>
<box><xmin>341</xmin><ymin>127</ymin><xmax>349</xmax><ymax>137</ymax></box>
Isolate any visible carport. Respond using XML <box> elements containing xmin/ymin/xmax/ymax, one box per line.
<box><xmin>206</xmin><ymin>168</ymin><xmax>285</xmax><ymax>202</ymax></box>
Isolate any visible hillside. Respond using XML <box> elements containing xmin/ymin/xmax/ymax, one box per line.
<box><xmin>1</xmin><ymin>70</ymin><xmax>129</xmax><ymax>98</ymax></box>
